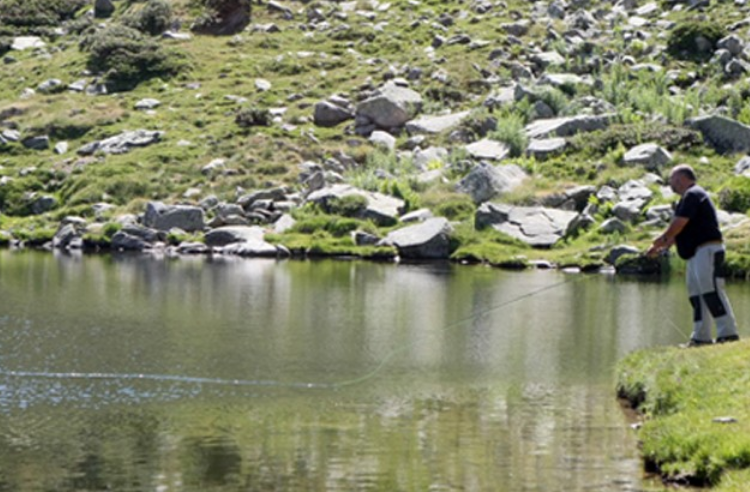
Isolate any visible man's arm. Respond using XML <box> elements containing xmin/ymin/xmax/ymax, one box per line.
<box><xmin>646</xmin><ymin>216</ymin><xmax>689</xmax><ymax>257</ymax></box>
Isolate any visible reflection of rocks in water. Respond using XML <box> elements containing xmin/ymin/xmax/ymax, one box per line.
<box><xmin>185</xmin><ymin>438</ymin><xmax>242</xmax><ymax>486</ymax></box>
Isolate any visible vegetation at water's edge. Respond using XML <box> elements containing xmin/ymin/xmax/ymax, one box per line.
<box><xmin>617</xmin><ymin>341</ymin><xmax>750</xmax><ymax>490</ymax></box>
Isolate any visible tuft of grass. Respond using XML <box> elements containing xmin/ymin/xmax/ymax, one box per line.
<box><xmin>617</xmin><ymin>342</ymin><xmax>750</xmax><ymax>487</ymax></box>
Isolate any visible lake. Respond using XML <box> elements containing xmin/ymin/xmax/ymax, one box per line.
<box><xmin>1</xmin><ymin>250</ymin><xmax>746</xmax><ymax>491</ymax></box>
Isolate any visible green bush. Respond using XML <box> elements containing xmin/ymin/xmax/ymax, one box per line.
<box><xmin>124</xmin><ymin>0</ymin><xmax>174</xmax><ymax>36</ymax></box>
<box><xmin>434</xmin><ymin>197</ymin><xmax>476</xmax><ymax>221</ymax></box>
<box><xmin>235</xmin><ymin>107</ymin><xmax>271</xmax><ymax>127</ymax></box>
<box><xmin>719</xmin><ymin>176</ymin><xmax>750</xmax><ymax>213</ymax></box>
<box><xmin>489</xmin><ymin>113</ymin><xmax>528</xmax><ymax>158</ymax></box>
<box><xmin>666</xmin><ymin>20</ymin><xmax>726</xmax><ymax>61</ymax></box>
<box><xmin>0</xmin><ymin>0</ymin><xmax>87</xmax><ymax>31</ymax></box>
<box><xmin>568</xmin><ymin>123</ymin><xmax>702</xmax><ymax>156</ymax></box>
<box><xmin>81</xmin><ymin>24</ymin><xmax>187</xmax><ymax>91</ymax></box>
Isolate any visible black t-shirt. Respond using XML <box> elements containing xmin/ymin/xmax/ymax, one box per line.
<box><xmin>674</xmin><ymin>184</ymin><xmax>722</xmax><ymax>260</ymax></box>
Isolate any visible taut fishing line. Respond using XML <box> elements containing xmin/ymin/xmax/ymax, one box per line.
<box><xmin>0</xmin><ymin>272</ymin><xmax>595</xmax><ymax>392</ymax></box>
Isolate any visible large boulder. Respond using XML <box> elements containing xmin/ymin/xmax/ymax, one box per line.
<box><xmin>525</xmin><ymin>114</ymin><xmax>613</xmax><ymax>139</ymax></box>
<box><xmin>622</xmin><ymin>143</ymin><xmax>672</xmax><ymax>171</ymax></box>
<box><xmin>687</xmin><ymin>115</ymin><xmax>750</xmax><ymax>154</ymax></box>
<box><xmin>306</xmin><ymin>184</ymin><xmax>405</xmax><ymax>226</ymax></box>
<box><xmin>94</xmin><ymin>0</ymin><xmax>116</xmax><ymax>18</ymax></box>
<box><xmin>77</xmin><ymin>130</ymin><xmax>164</xmax><ymax>155</ymax></box>
<box><xmin>456</xmin><ymin>162</ymin><xmax>527</xmax><ymax>204</ymax></box>
<box><xmin>356</xmin><ymin>82</ymin><xmax>423</xmax><ymax>129</ymax></box>
<box><xmin>143</xmin><ymin>202</ymin><xmax>205</xmax><ymax>232</ymax></box>
<box><xmin>475</xmin><ymin>203</ymin><xmax>577</xmax><ymax>247</ymax></box>
<box><xmin>379</xmin><ymin>217</ymin><xmax>453</xmax><ymax>259</ymax></box>
<box><xmin>465</xmin><ymin>139</ymin><xmax>510</xmax><ymax>160</ymax></box>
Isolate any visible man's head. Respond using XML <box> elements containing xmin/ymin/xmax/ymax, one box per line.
<box><xmin>669</xmin><ymin>164</ymin><xmax>697</xmax><ymax>195</ymax></box>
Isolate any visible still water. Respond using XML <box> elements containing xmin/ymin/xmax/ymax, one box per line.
<box><xmin>0</xmin><ymin>250</ymin><xmax>747</xmax><ymax>491</ymax></box>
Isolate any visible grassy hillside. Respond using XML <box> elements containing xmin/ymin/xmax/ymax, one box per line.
<box><xmin>1</xmin><ymin>0</ymin><xmax>750</xmax><ymax>270</ymax></box>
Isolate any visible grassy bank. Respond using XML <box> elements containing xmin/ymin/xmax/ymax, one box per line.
<box><xmin>617</xmin><ymin>341</ymin><xmax>750</xmax><ymax>490</ymax></box>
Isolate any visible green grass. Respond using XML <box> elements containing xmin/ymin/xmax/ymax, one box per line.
<box><xmin>617</xmin><ymin>341</ymin><xmax>750</xmax><ymax>487</ymax></box>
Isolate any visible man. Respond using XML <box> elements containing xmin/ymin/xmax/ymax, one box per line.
<box><xmin>647</xmin><ymin>164</ymin><xmax>740</xmax><ymax>346</ymax></box>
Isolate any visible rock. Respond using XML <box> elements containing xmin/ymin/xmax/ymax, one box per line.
<box><xmin>622</xmin><ymin>143</ymin><xmax>672</xmax><ymax>171</ymax></box>
<box><xmin>143</xmin><ymin>202</ymin><xmax>205</xmax><ymax>232</ymax></box>
<box><xmin>734</xmin><ymin>155</ymin><xmax>750</xmax><ymax>175</ymax></box>
<box><xmin>475</xmin><ymin>202</ymin><xmax>578</xmax><ymax>247</ymax></box>
<box><xmin>369</xmin><ymin>130</ymin><xmax>396</xmax><ymax>150</ymax></box>
<box><xmin>527</xmin><ymin>138</ymin><xmax>567</xmax><ymax>160</ymax></box>
<box><xmin>352</xmin><ymin>230</ymin><xmax>380</xmax><ymax>246</ymax></box>
<box><xmin>356</xmin><ymin>82</ymin><xmax>423</xmax><ymax>129</ymax></box>
<box><xmin>525</xmin><ymin>114</ymin><xmax>613</xmax><ymax>139</ymax></box>
<box><xmin>717</xmin><ymin>34</ymin><xmax>744</xmax><ymax>56</ymax></box>
<box><xmin>687</xmin><ymin>115</ymin><xmax>750</xmax><ymax>154</ymax></box>
<box><xmin>413</xmin><ymin>147</ymin><xmax>448</xmax><ymax>170</ymax></box>
<box><xmin>313</xmin><ymin>100</ymin><xmax>354</xmax><ymax>127</ymax></box>
<box><xmin>255</xmin><ymin>78</ymin><xmax>272</xmax><ymax>92</ymax></box>
<box><xmin>379</xmin><ymin>217</ymin><xmax>453</xmax><ymax>259</ymax></box>
<box><xmin>54</xmin><ymin>142</ymin><xmax>68</xmax><ymax>155</ymax></box>
<box><xmin>204</xmin><ymin>225</ymin><xmax>265</xmax><ymax>247</ymax></box>
<box><xmin>37</xmin><ymin>79</ymin><xmax>64</xmax><ymax>94</ymax></box>
<box><xmin>29</xmin><ymin>195</ymin><xmax>58</xmax><ymax>215</ymax></box>
<box><xmin>191</xmin><ymin>0</ymin><xmax>251</xmax><ymax>35</ymax></box>
<box><xmin>53</xmin><ymin>223</ymin><xmax>83</xmax><ymax>249</ymax></box>
<box><xmin>306</xmin><ymin>184</ymin><xmax>405</xmax><ymax>226</ymax></box>
<box><xmin>457</xmin><ymin>162</ymin><xmax>527</xmax><ymax>204</ymax></box>
<box><xmin>530</xmin><ymin>51</ymin><xmax>566</xmax><ymax>70</ymax></box>
<box><xmin>218</xmin><ymin>238</ymin><xmax>280</xmax><ymax>257</ymax></box>
<box><xmin>22</xmin><ymin>135</ymin><xmax>50</xmax><ymax>150</ymax></box>
<box><xmin>405</xmin><ymin>111</ymin><xmax>470</xmax><ymax>134</ymax></box>
<box><xmin>400</xmin><ymin>208</ymin><xmax>434</xmax><ymax>223</ymax></box>
<box><xmin>273</xmin><ymin>213</ymin><xmax>296</xmax><ymax>233</ymax></box>
<box><xmin>599</xmin><ymin>217</ymin><xmax>628</xmax><ymax>234</ymax></box>
<box><xmin>566</xmin><ymin>212</ymin><xmax>596</xmax><ymax>236</ymax></box>
<box><xmin>614</xmin><ymin>253</ymin><xmax>662</xmax><ymax>275</ymax></box>
<box><xmin>162</xmin><ymin>31</ymin><xmax>193</xmax><ymax>41</ymax></box>
<box><xmin>11</xmin><ymin>37</ymin><xmax>46</xmax><ymax>51</ymax></box>
<box><xmin>606</xmin><ymin>244</ymin><xmax>640</xmax><ymax>265</ymax></box>
<box><xmin>201</xmin><ymin>158</ymin><xmax>226</xmax><ymax>176</ymax></box>
<box><xmin>111</xmin><ymin>231</ymin><xmax>151</xmax><ymax>251</ymax></box>
<box><xmin>465</xmin><ymin>139</ymin><xmax>510</xmax><ymax>160</ymax></box>
<box><xmin>78</xmin><ymin>130</ymin><xmax>164</xmax><ymax>156</ymax></box>
<box><xmin>94</xmin><ymin>0</ymin><xmax>116</xmax><ymax>18</ymax></box>
<box><xmin>135</xmin><ymin>98</ymin><xmax>161</xmax><ymax>110</ymax></box>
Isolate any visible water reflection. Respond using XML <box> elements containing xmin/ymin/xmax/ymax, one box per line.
<box><xmin>1</xmin><ymin>251</ymin><xmax>746</xmax><ymax>491</ymax></box>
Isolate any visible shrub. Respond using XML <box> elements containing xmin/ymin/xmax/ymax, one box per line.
<box><xmin>489</xmin><ymin>113</ymin><xmax>528</xmax><ymax>158</ymax></box>
<box><xmin>0</xmin><ymin>0</ymin><xmax>87</xmax><ymax>31</ymax></box>
<box><xmin>719</xmin><ymin>176</ymin><xmax>750</xmax><ymax>213</ymax></box>
<box><xmin>568</xmin><ymin>123</ymin><xmax>702</xmax><ymax>156</ymax></box>
<box><xmin>666</xmin><ymin>20</ymin><xmax>726</xmax><ymax>61</ymax></box>
<box><xmin>124</xmin><ymin>0</ymin><xmax>174</xmax><ymax>36</ymax></box>
<box><xmin>235</xmin><ymin>107</ymin><xmax>271</xmax><ymax>127</ymax></box>
<box><xmin>434</xmin><ymin>197</ymin><xmax>476</xmax><ymax>221</ymax></box>
<box><xmin>81</xmin><ymin>24</ymin><xmax>186</xmax><ymax>91</ymax></box>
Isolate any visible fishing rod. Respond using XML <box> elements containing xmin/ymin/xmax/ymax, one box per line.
<box><xmin>0</xmin><ymin>271</ymin><xmax>596</xmax><ymax>391</ymax></box>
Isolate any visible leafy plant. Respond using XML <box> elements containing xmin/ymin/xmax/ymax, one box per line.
<box><xmin>718</xmin><ymin>176</ymin><xmax>750</xmax><ymax>213</ymax></box>
<box><xmin>124</xmin><ymin>0</ymin><xmax>174</xmax><ymax>36</ymax></box>
<box><xmin>666</xmin><ymin>20</ymin><xmax>726</xmax><ymax>61</ymax></box>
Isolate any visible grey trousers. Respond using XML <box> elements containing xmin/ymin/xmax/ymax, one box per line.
<box><xmin>686</xmin><ymin>243</ymin><xmax>738</xmax><ymax>342</ymax></box>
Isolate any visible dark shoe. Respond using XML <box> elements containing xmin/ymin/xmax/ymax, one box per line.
<box><xmin>680</xmin><ymin>338</ymin><xmax>713</xmax><ymax>348</ymax></box>
<box><xmin>716</xmin><ymin>335</ymin><xmax>740</xmax><ymax>344</ymax></box>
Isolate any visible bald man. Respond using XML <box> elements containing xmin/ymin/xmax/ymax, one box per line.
<box><xmin>647</xmin><ymin>164</ymin><xmax>739</xmax><ymax>347</ymax></box>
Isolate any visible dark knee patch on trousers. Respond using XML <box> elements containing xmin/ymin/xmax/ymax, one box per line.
<box><xmin>690</xmin><ymin>295</ymin><xmax>702</xmax><ymax>322</ymax></box>
<box><xmin>703</xmin><ymin>292</ymin><xmax>728</xmax><ymax>318</ymax></box>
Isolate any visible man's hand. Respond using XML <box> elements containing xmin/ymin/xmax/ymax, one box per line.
<box><xmin>647</xmin><ymin>235</ymin><xmax>673</xmax><ymax>258</ymax></box>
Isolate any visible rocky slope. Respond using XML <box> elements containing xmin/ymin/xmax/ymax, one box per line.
<box><xmin>2</xmin><ymin>0</ymin><xmax>750</xmax><ymax>274</ymax></box>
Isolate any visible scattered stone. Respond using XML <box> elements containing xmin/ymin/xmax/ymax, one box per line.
<box><xmin>306</xmin><ymin>184</ymin><xmax>405</xmax><ymax>226</ymax></box>
<box><xmin>78</xmin><ymin>130</ymin><xmax>164</xmax><ymax>155</ymax></box>
<box><xmin>135</xmin><ymin>99</ymin><xmax>161</xmax><ymax>110</ymax></box>
<box><xmin>527</xmin><ymin>138</ymin><xmax>567</xmax><ymax>161</ymax></box>
<box><xmin>525</xmin><ymin>114</ymin><xmax>613</xmax><ymax>139</ymax></box>
<box><xmin>356</xmin><ymin>81</ymin><xmax>423</xmax><ymax>129</ymax></box>
<box><xmin>456</xmin><ymin>162</ymin><xmax>527</xmax><ymax>203</ymax></box>
<box><xmin>475</xmin><ymin>202</ymin><xmax>578</xmax><ymax>247</ymax></box>
<box><xmin>143</xmin><ymin>201</ymin><xmax>205</xmax><ymax>232</ymax></box>
<box><xmin>313</xmin><ymin>100</ymin><xmax>354</xmax><ymax>127</ymax></box>
<box><xmin>405</xmin><ymin>111</ymin><xmax>470</xmax><ymax>134</ymax></box>
<box><xmin>11</xmin><ymin>37</ymin><xmax>46</xmax><ymax>51</ymax></box>
<box><xmin>94</xmin><ymin>0</ymin><xmax>116</xmax><ymax>18</ymax></box>
<box><xmin>379</xmin><ymin>217</ymin><xmax>453</xmax><ymax>259</ymax></box>
<box><xmin>369</xmin><ymin>130</ymin><xmax>396</xmax><ymax>150</ymax></box>
<box><xmin>22</xmin><ymin>135</ymin><xmax>50</xmax><ymax>151</ymax></box>
<box><xmin>204</xmin><ymin>225</ymin><xmax>265</xmax><ymax>247</ymax></box>
<box><xmin>465</xmin><ymin>139</ymin><xmax>510</xmax><ymax>160</ymax></box>
<box><xmin>622</xmin><ymin>143</ymin><xmax>672</xmax><ymax>171</ymax></box>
